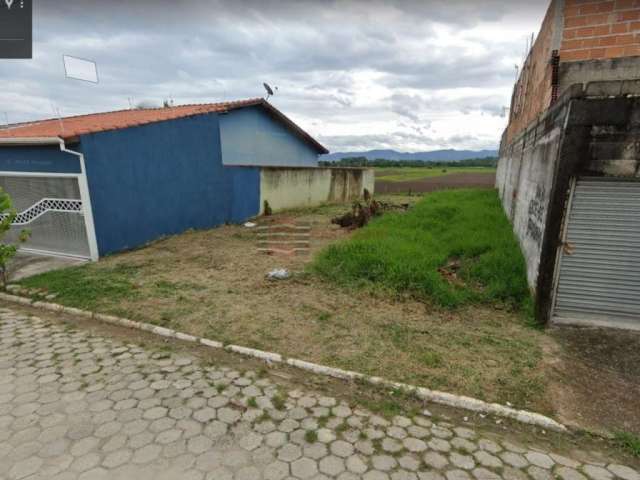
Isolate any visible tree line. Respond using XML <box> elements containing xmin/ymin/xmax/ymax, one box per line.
<box><xmin>319</xmin><ymin>157</ymin><xmax>498</xmax><ymax>168</ymax></box>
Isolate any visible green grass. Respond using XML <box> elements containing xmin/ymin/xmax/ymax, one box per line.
<box><xmin>312</xmin><ymin>189</ymin><xmax>530</xmax><ymax>311</ymax></box>
<box><xmin>304</xmin><ymin>430</ymin><xmax>318</xmax><ymax>443</ymax></box>
<box><xmin>614</xmin><ymin>431</ymin><xmax>640</xmax><ymax>458</ymax></box>
<box><xmin>376</xmin><ymin>166</ymin><xmax>496</xmax><ymax>182</ymax></box>
<box><xmin>18</xmin><ymin>263</ymin><xmax>139</xmax><ymax>311</ymax></box>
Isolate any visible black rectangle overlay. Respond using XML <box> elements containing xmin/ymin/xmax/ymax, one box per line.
<box><xmin>0</xmin><ymin>0</ymin><xmax>32</xmax><ymax>59</ymax></box>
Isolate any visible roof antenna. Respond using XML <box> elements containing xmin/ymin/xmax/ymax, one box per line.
<box><xmin>263</xmin><ymin>82</ymin><xmax>278</xmax><ymax>100</ymax></box>
<box><xmin>49</xmin><ymin>101</ymin><xmax>64</xmax><ymax>134</ymax></box>
<box><xmin>55</xmin><ymin>108</ymin><xmax>65</xmax><ymax>135</ymax></box>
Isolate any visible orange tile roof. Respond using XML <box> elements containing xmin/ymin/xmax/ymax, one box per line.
<box><xmin>0</xmin><ymin>98</ymin><xmax>328</xmax><ymax>153</ymax></box>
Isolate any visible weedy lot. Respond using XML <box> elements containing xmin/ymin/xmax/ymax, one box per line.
<box><xmin>314</xmin><ymin>189</ymin><xmax>530</xmax><ymax>310</ymax></box>
<box><xmin>14</xmin><ymin>190</ymin><xmax>640</xmax><ymax>437</ymax></box>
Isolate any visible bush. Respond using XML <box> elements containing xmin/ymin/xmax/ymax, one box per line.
<box><xmin>0</xmin><ymin>188</ymin><xmax>30</xmax><ymax>286</ymax></box>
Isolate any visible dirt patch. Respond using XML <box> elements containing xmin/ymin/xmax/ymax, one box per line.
<box><xmin>546</xmin><ymin>326</ymin><xmax>640</xmax><ymax>436</ymax></box>
<box><xmin>376</xmin><ymin>172</ymin><xmax>496</xmax><ymax>193</ymax></box>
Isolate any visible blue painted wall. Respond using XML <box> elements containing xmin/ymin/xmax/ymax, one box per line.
<box><xmin>0</xmin><ymin>145</ymin><xmax>80</xmax><ymax>173</ymax></box>
<box><xmin>80</xmin><ymin>114</ymin><xmax>260</xmax><ymax>256</ymax></box>
<box><xmin>220</xmin><ymin>106</ymin><xmax>319</xmax><ymax>167</ymax></box>
<box><xmin>227</xmin><ymin>166</ymin><xmax>261</xmax><ymax>223</ymax></box>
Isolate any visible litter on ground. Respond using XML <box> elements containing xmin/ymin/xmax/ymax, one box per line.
<box><xmin>267</xmin><ymin>268</ymin><xmax>290</xmax><ymax>280</ymax></box>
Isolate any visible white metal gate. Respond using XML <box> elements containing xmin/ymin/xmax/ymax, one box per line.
<box><xmin>553</xmin><ymin>177</ymin><xmax>640</xmax><ymax>328</ymax></box>
<box><xmin>0</xmin><ymin>174</ymin><xmax>92</xmax><ymax>259</ymax></box>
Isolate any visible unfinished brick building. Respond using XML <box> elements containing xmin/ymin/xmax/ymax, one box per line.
<box><xmin>497</xmin><ymin>0</ymin><xmax>640</xmax><ymax>330</ymax></box>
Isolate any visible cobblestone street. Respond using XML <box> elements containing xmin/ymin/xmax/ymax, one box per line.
<box><xmin>0</xmin><ymin>307</ymin><xmax>638</xmax><ymax>480</ymax></box>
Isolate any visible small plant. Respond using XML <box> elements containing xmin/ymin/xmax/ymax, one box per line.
<box><xmin>422</xmin><ymin>351</ymin><xmax>443</xmax><ymax>368</ymax></box>
<box><xmin>247</xmin><ymin>397</ymin><xmax>258</xmax><ymax>408</ymax></box>
<box><xmin>0</xmin><ymin>188</ymin><xmax>30</xmax><ymax>286</ymax></box>
<box><xmin>614</xmin><ymin>431</ymin><xmax>640</xmax><ymax>458</ymax></box>
<box><xmin>272</xmin><ymin>393</ymin><xmax>286</xmax><ymax>411</ymax></box>
<box><xmin>257</xmin><ymin>411</ymin><xmax>271</xmax><ymax>423</ymax></box>
<box><xmin>263</xmin><ymin>200</ymin><xmax>273</xmax><ymax>216</ymax></box>
<box><xmin>304</xmin><ymin>430</ymin><xmax>318</xmax><ymax>443</ymax></box>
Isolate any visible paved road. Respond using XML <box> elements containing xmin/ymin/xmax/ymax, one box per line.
<box><xmin>0</xmin><ymin>307</ymin><xmax>638</xmax><ymax>480</ymax></box>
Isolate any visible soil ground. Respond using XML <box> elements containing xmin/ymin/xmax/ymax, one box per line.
<box><xmin>376</xmin><ymin>172</ymin><xmax>496</xmax><ymax>194</ymax></box>
<box><xmin>546</xmin><ymin>327</ymin><xmax>640</xmax><ymax>436</ymax></box>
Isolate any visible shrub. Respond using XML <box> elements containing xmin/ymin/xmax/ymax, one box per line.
<box><xmin>0</xmin><ymin>188</ymin><xmax>30</xmax><ymax>286</ymax></box>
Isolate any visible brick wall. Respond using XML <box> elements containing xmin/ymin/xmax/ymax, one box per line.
<box><xmin>561</xmin><ymin>0</ymin><xmax>640</xmax><ymax>61</ymax></box>
<box><xmin>503</xmin><ymin>1</ymin><xmax>562</xmax><ymax>145</ymax></box>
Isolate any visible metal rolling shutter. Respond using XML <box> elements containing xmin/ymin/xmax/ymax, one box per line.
<box><xmin>554</xmin><ymin>178</ymin><xmax>640</xmax><ymax>325</ymax></box>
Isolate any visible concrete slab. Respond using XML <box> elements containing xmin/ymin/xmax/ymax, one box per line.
<box><xmin>6</xmin><ymin>251</ymin><xmax>86</xmax><ymax>282</ymax></box>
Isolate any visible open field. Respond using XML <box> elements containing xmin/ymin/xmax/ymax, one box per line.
<box><xmin>375</xmin><ymin>166</ymin><xmax>496</xmax><ymax>182</ymax></box>
<box><xmin>13</xmin><ymin>191</ymin><xmax>640</xmax><ymax>435</ymax></box>
<box><xmin>375</xmin><ymin>166</ymin><xmax>496</xmax><ymax>194</ymax></box>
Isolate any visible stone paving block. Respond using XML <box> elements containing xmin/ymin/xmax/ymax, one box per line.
<box><xmin>372</xmin><ymin>454</ymin><xmax>397</xmax><ymax>471</ymax></box>
<box><xmin>556</xmin><ymin>466</ymin><xmax>589</xmax><ymax>480</ymax></box>
<box><xmin>607</xmin><ymin>465</ymin><xmax>640</xmax><ymax>480</ymax></box>
<box><xmin>0</xmin><ymin>309</ymin><xmax>637</xmax><ymax>480</ymax></box>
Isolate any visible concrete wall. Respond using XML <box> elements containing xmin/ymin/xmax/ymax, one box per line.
<box><xmin>498</xmin><ymin>81</ymin><xmax>640</xmax><ymax>322</ymax></box>
<box><xmin>80</xmin><ymin>114</ymin><xmax>260</xmax><ymax>256</ymax></box>
<box><xmin>559</xmin><ymin>55</ymin><xmax>640</xmax><ymax>92</ymax></box>
<box><xmin>497</xmin><ymin>100</ymin><xmax>570</xmax><ymax>289</ymax></box>
<box><xmin>259</xmin><ymin>167</ymin><xmax>374</xmax><ymax>213</ymax></box>
<box><xmin>220</xmin><ymin>106</ymin><xmax>319</xmax><ymax>167</ymax></box>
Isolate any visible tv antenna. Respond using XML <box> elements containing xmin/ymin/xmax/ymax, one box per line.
<box><xmin>263</xmin><ymin>82</ymin><xmax>278</xmax><ymax>100</ymax></box>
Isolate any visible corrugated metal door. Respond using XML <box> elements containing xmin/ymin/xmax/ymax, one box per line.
<box><xmin>0</xmin><ymin>175</ymin><xmax>91</xmax><ymax>259</ymax></box>
<box><xmin>553</xmin><ymin>177</ymin><xmax>640</xmax><ymax>326</ymax></box>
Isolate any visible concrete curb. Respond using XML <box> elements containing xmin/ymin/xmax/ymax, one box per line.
<box><xmin>0</xmin><ymin>292</ymin><xmax>568</xmax><ymax>433</ymax></box>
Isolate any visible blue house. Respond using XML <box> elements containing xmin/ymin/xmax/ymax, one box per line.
<box><xmin>0</xmin><ymin>99</ymin><xmax>328</xmax><ymax>260</ymax></box>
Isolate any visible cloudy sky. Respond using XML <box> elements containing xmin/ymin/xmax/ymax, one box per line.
<box><xmin>0</xmin><ymin>0</ymin><xmax>547</xmax><ymax>153</ymax></box>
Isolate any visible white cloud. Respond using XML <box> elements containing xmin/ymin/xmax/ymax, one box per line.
<box><xmin>0</xmin><ymin>0</ymin><xmax>549</xmax><ymax>152</ymax></box>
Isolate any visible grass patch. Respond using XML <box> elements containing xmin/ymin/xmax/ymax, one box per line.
<box><xmin>376</xmin><ymin>166</ymin><xmax>496</xmax><ymax>182</ymax></box>
<box><xmin>18</xmin><ymin>263</ymin><xmax>139</xmax><ymax>311</ymax></box>
<box><xmin>304</xmin><ymin>430</ymin><xmax>318</xmax><ymax>443</ymax></box>
<box><xmin>614</xmin><ymin>431</ymin><xmax>640</xmax><ymax>458</ymax></box>
<box><xmin>312</xmin><ymin>189</ymin><xmax>530</xmax><ymax>311</ymax></box>
<box><xmin>272</xmin><ymin>393</ymin><xmax>286</xmax><ymax>411</ymax></box>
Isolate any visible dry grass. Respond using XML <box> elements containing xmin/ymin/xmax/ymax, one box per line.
<box><xmin>19</xmin><ymin>194</ymin><xmax>550</xmax><ymax>412</ymax></box>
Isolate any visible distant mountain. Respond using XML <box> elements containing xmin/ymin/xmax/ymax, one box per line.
<box><xmin>321</xmin><ymin>149</ymin><xmax>498</xmax><ymax>162</ymax></box>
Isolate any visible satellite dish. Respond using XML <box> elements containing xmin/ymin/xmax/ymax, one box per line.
<box><xmin>263</xmin><ymin>82</ymin><xmax>274</xmax><ymax>100</ymax></box>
